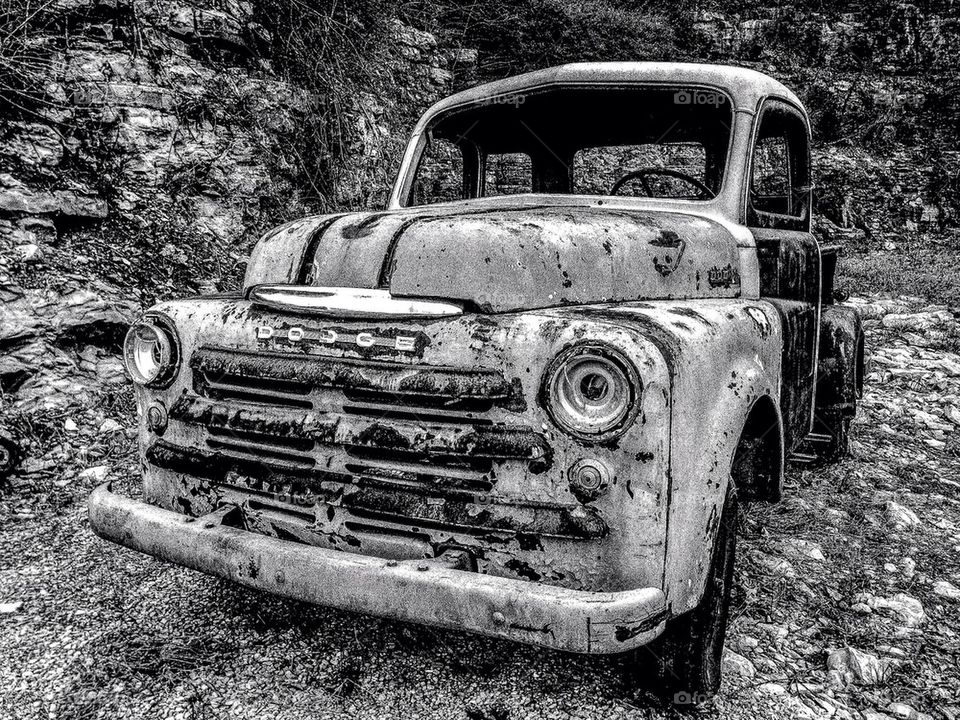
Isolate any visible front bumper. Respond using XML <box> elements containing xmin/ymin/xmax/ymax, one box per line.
<box><xmin>88</xmin><ymin>484</ymin><xmax>668</xmax><ymax>654</ymax></box>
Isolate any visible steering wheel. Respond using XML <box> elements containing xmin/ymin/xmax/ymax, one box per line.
<box><xmin>609</xmin><ymin>168</ymin><xmax>714</xmax><ymax>199</ymax></box>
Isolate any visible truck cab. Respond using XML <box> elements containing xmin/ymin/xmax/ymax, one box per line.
<box><xmin>89</xmin><ymin>62</ymin><xmax>864</xmax><ymax>699</ymax></box>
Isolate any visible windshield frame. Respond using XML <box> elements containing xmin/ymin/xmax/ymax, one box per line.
<box><xmin>391</xmin><ymin>81</ymin><xmax>742</xmax><ymax>213</ymax></box>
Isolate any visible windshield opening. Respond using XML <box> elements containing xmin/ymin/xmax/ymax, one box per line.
<box><xmin>408</xmin><ymin>85</ymin><xmax>733</xmax><ymax>206</ymax></box>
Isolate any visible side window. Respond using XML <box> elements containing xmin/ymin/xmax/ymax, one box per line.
<box><xmin>752</xmin><ymin>136</ymin><xmax>791</xmax><ymax>213</ymax></box>
<box><xmin>413</xmin><ymin>137</ymin><xmax>465</xmax><ymax>205</ymax></box>
<box><xmin>484</xmin><ymin>153</ymin><xmax>532</xmax><ymax>196</ymax></box>
<box><xmin>748</xmin><ymin>103</ymin><xmax>810</xmax><ymax>229</ymax></box>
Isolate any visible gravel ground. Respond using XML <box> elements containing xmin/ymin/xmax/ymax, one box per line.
<box><xmin>2</xmin><ymin>297</ymin><xmax>960</xmax><ymax>720</ymax></box>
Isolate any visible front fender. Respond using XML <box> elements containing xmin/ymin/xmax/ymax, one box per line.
<box><xmin>570</xmin><ymin>300</ymin><xmax>783</xmax><ymax>615</ymax></box>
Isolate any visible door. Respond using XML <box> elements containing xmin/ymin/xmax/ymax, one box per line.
<box><xmin>747</xmin><ymin>100</ymin><xmax>819</xmax><ymax>453</ymax></box>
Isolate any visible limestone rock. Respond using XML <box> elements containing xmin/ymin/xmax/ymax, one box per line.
<box><xmin>885</xmin><ymin>501</ymin><xmax>921</xmax><ymax>530</ymax></box>
<box><xmin>856</xmin><ymin>592</ymin><xmax>927</xmax><ymax>628</ymax></box>
<box><xmin>886</xmin><ymin>703</ymin><xmax>933</xmax><ymax>720</ymax></box>
<box><xmin>933</xmin><ymin>580</ymin><xmax>960</xmax><ymax>601</ymax></box>
<box><xmin>0</xmin><ymin>123</ymin><xmax>64</xmax><ymax>169</ymax></box>
<box><xmin>826</xmin><ymin>647</ymin><xmax>895</xmax><ymax>686</ymax></box>
<box><xmin>721</xmin><ymin>649</ymin><xmax>756</xmax><ymax>678</ymax></box>
<box><xmin>78</xmin><ymin>465</ymin><xmax>111</xmax><ymax>482</ymax></box>
<box><xmin>0</xmin><ymin>174</ymin><xmax>107</xmax><ymax>219</ymax></box>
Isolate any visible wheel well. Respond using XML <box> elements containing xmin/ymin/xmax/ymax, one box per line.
<box><xmin>731</xmin><ymin>396</ymin><xmax>783</xmax><ymax>502</ymax></box>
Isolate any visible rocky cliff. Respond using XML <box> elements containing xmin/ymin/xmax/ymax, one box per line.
<box><xmin>688</xmin><ymin>4</ymin><xmax>960</xmax><ymax>246</ymax></box>
<box><xmin>1</xmin><ymin>0</ymin><xmax>465</xmax><ymax>294</ymax></box>
<box><xmin>0</xmin><ymin>0</ymin><xmax>468</xmax><ymax>440</ymax></box>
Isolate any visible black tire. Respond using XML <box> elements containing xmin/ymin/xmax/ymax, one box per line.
<box><xmin>625</xmin><ymin>488</ymin><xmax>739</xmax><ymax>703</ymax></box>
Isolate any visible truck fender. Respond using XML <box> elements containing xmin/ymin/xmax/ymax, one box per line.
<box><xmin>664</xmin><ymin>309</ymin><xmax>783</xmax><ymax>615</ymax></box>
<box><xmin>816</xmin><ymin>304</ymin><xmax>865</xmax><ymax>414</ymax></box>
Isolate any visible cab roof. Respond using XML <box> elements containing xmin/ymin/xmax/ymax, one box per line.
<box><xmin>423</xmin><ymin>62</ymin><xmax>803</xmax><ymax>118</ymax></box>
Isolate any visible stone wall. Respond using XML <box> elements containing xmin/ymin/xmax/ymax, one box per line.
<box><xmin>0</xmin><ymin>0</ymin><xmax>469</xmax><ymax>431</ymax></box>
<box><xmin>690</xmin><ymin>4</ymin><xmax>960</xmax><ymax>244</ymax></box>
<box><xmin>0</xmin><ymin>1</ymin><xmax>467</xmax><ymax>293</ymax></box>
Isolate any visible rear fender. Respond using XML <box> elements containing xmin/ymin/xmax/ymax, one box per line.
<box><xmin>816</xmin><ymin>304</ymin><xmax>864</xmax><ymax>414</ymax></box>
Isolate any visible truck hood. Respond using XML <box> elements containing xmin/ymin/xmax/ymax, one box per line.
<box><xmin>244</xmin><ymin>200</ymin><xmax>745</xmax><ymax>313</ymax></box>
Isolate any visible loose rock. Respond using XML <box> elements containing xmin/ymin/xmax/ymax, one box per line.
<box><xmin>826</xmin><ymin>647</ymin><xmax>895</xmax><ymax>686</ymax></box>
<box><xmin>885</xmin><ymin>501</ymin><xmax>921</xmax><ymax>530</ymax></box>
<box><xmin>933</xmin><ymin>581</ymin><xmax>960</xmax><ymax>601</ymax></box>
<box><xmin>721</xmin><ymin>649</ymin><xmax>756</xmax><ymax>678</ymax></box>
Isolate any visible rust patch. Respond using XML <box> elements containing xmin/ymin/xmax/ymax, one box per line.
<box><xmin>340</xmin><ymin>213</ymin><xmax>388</xmax><ymax>240</ymax></box>
<box><xmin>613</xmin><ymin>608</ymin><xmax>670</xmax><ymax>641</ymax></box>
<box><xmin>354</xmin><ymin>424</ymin><xmax>412</xmax><ymax>451</ymax></box>
<box><xmin>649</xmin><ymin>229</ymin><xmax>686</xmax><ymax>276</ymax></box>
<box><xmin>193</xmin><ymin>347</ymin><xmax>523</xmax><ymax>409</ymax></box>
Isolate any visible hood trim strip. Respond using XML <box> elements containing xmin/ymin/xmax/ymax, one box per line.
<box><xmin>248</xmin><ymin>285</ymin><xmax>464</xmax><ymax>319</ymax></box>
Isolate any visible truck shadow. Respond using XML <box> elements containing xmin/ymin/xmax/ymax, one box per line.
<box><xmin>202</xmin><ymin>577</ymin><xmax>691</xmax><ymax>715</ymax></box>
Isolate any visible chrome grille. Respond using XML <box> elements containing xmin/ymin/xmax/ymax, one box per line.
<box><xmin>192</xmin><ymin>347</ymin><xmax>518</xmax><ymax>416</ymax></box>
<box><xmin>163</xmin><ymin>347</ymin><xmax>603</xmax><ymax>543</ymax></box>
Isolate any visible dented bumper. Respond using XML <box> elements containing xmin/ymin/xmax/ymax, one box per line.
<box><xmin>88</xmin><ymin>484</ymin><xmax>668</xmax><ymax>654</ymax></box>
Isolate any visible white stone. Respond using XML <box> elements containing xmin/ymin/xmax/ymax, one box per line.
<box><xmin>871</xmin><ymin>593</ymin><xmax>927</xmax><ymax>628</ymax></box>
<box><xmin>15</xmin><ymin>244</ymin><xmax>41</xmax><ymax>263</ymax></box>
<box><xmin>826</xmin><ymin>647</ymin><xmax>894</xmax><ymax>686</ymax></box>
<box><xmin>933</xmin><ymin>581</ymin><xmax>960</xmax><ymax>601</ymax></box>
<box><xmin>721</xmin><ymin>649</ymin><xmax>756</xmax><ymax>678</ymax></box>
<box><xmin>758</xmin><ymin>682</ymin><xmax>786</xmax><ymax>695</ymax></box>
<box><xmin>885</xmin><ymin>501</ymin><xmax>920</xmax><ymax>530</ymax></box>
<box><xmin>782</xmin><ymin>538</ymin><xmax>827</xmax><ymax>562</ymax></box>
<box><xmin>78</xmin><ymin>466</ymin><xmax>110</xmax><ymax>482</ymax></box>
<box><xmin>98</xmin><ymin>419</ymin><xmax>123</xmax><ymax>434</ymax></box>
<box><xmin>751</xmin><ymin>550</ymin><xmax>796</xmax><ymax>577</ymax></box>
<box><xmin>886</xmin><ymin>702</ymin><xmax>932</xmax><ymax>720</ymax></box>
<box><xmin>899</xmin><ymin>557</ymin><xmax>916</xmax><ymax>577</ymax></box>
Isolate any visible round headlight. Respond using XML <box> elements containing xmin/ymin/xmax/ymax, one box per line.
<box><xmin>544</xmin><ymin>345</ymin><xmax>640</xmax><ymax>439</ymax></box>
<box><xmin>124</xmin><ymin>320</ymin><xmax>177</xmax><ymax>386</ymax></box>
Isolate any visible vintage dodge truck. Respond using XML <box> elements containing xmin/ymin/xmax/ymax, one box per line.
<box><xmin>89</xmin><ymin>63</ymin><xmax>864</xmax><ymax>697</ymax></box>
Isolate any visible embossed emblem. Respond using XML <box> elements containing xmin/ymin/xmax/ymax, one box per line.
<box><xmin>707</xmin><ymin>264</ymin><xmax>740</xmax><ymax>288</ymax></box>
<box><xmin>256</xmin><ymin>325</ymin><xmax>417</xmax><ymax>352</ymax></box>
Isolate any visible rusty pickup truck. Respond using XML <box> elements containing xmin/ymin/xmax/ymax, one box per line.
<box><xmin>89</xmin><ymin>62</ymin><xmax>864</xmax><ymax>698</ymax></box>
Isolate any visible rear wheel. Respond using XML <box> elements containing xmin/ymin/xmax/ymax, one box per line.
<box><xmin>624</xmin><ymin>488</ymin><xmax>738</xmax><ymax>704</ymax></box>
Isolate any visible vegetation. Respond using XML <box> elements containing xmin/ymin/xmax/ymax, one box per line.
<box><xmin>2</xmin><ymin>0</ymin><xmax>959</xmax><ymax>302</ymax></box>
